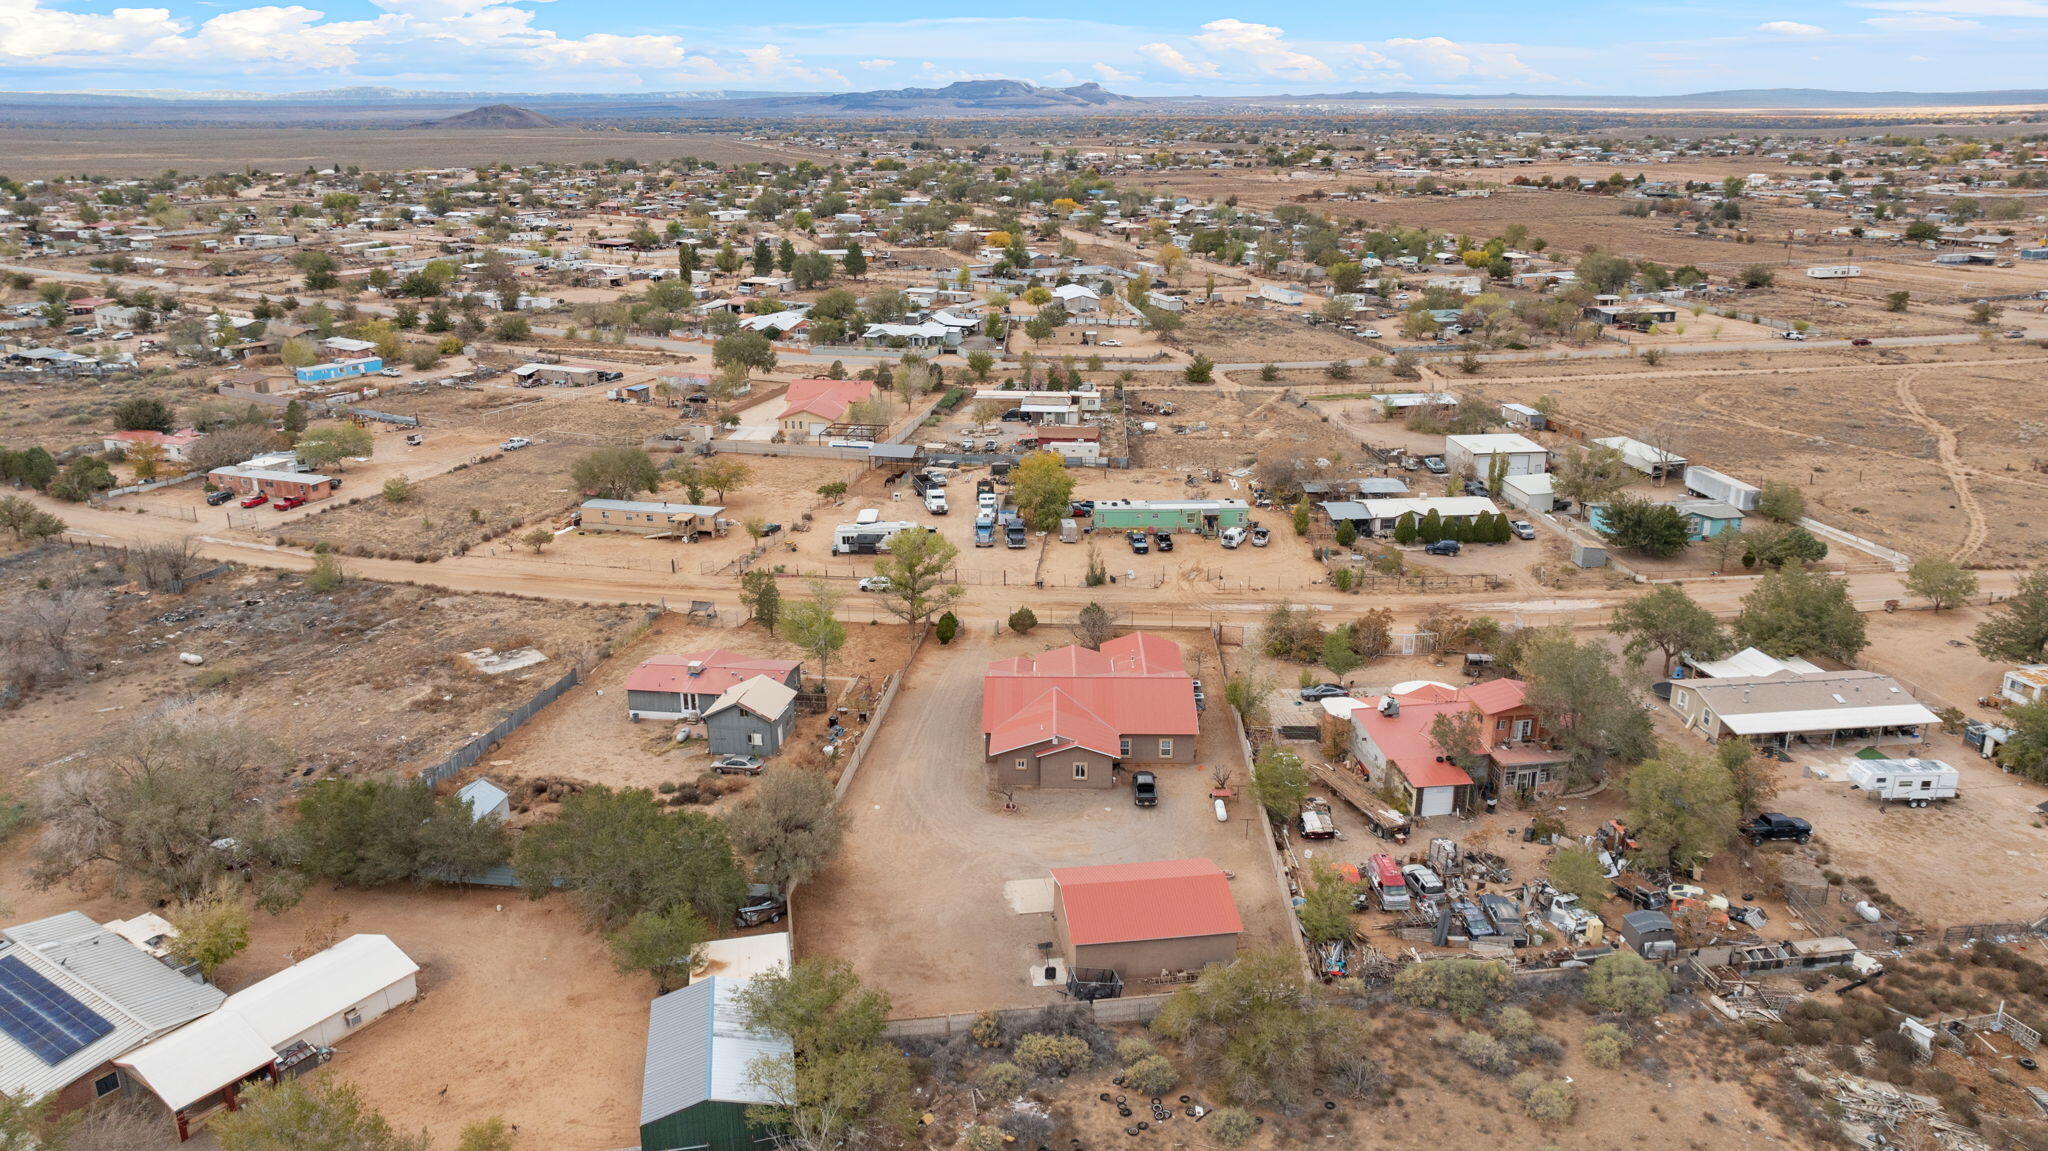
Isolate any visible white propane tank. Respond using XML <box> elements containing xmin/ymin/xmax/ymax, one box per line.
<box><xmin>1214</xmin><ymin>798</ymin><xmax>1228</xmax><ymax>822</ymax></box>
<box><xmin>178</xmin><ymin>652</ymin><xmax>205</xmax><ymax>666</ymax></box>
<box><xmin>1856</xmin><ymin>901</ymin><xmax>1882</xmax><ymax>923</ymax></box>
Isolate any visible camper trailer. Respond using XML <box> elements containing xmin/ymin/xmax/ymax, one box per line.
<box><xmin>832</xmin><ymin>519</ymin><xmax>926</xmax><ymax>555</ymax></box>
<box><xmin>1846</xmin><ymin>758</ymin><xmax>1959</xmax><ymax>806</ymax></box>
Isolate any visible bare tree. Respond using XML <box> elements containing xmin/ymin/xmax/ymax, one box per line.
<box><xmin>0</xmin><ymin>587</ymin><xmax>103</xmax><ymax>675</ymax></box>
<box><xmin>127</xmin><ymin>538</ymin><xmax>202</xmax><ymax>591</ymax></box>
<box><xmin>1070</xmin><ymin>602</ymin><xmax>1117</xmax><ymax>650</ymax></box>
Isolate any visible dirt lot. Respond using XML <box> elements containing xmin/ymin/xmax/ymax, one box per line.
<box><xmin>277</xmin><ymin>442</ymin><xmax>585</xmax><ymax>560</ymax></box>
<box><xmin>799</xmin><ymin>628</ymin><xmax>1292</xmax><ymax>1019</ymax></box>
<box><xmin>0</xmin><ymin>834</ymin><xmax>649</xmax><ymax>1151</ymax></box>
<box><xmin>1173</xmin><ymin>303</ymin><xmax>1366</xmax><ymax>364</ymax></box>
<box><xmin>481</xmin><ymin>611</ymin><xmax>914</xmax><ymax>805</ymax></box>
<box><xmin>2</xmin><ymin>546</ymin><xmax>637</xmax><ymax>780</ymax></box>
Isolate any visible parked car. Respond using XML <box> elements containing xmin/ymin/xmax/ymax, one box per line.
<box><xmin>1401</xmin><ymin>864</ymin><xmax>1447</xmax><ymax>898</ymax></box>
<box><xmin>1219</xmin><ymin>526</ymin><xmax>1248</xmax><ymax>549</ymax></box>
<box><xmin>1742</xmin><ymin>812</ymin><xmax>1812</xmax><ymax>845</ymax></box>
<box><xmin>1250</xmin><ymin>526</ymin><xmax>1270</xmax><ymax>547</ymax></box>
<box><xmin>1131</xmin><ymin>771</ymin><xmax>1158</xmax><ymax>807</ymax></box>
<box><xmin>857</xmin><ymin>576</ymin><xmax>892</xmax><ymax>593</ymax></box>
<box><xmin>711</xmin><ymin>755</ymin><xmax>764</xmax><ymax>776</ymax></box>
<box><xmin>1849</xmin><ymin>338</ymin><xmax>1873</xmax><ymax>347</ymax></box>
<box><xmin>1510</xmin><ymin>520</ymin><xmax>1536</xmax><ymax>540</ymax></box>
<box><xmin>982</xmin><ymin>439</ymin><xmax>999</xmax><ymax>452</ymax></box>
<box><xmin>273</xmin><ymin>495</ymin><xmax>306</xmax><ymax>510</ymax></box>
<box><xmin>1424</xmin><ymin>539</ymin><xmax>1462</xmax><ymax>556</ymax></box>
<box><xmin>1462</xmin><ymin>479</ymin><xmax>1489</xmax><ymax>497</ymax></box>
<box><xmin>1665</xmin><ymin>883</ymin><xmax>1730</xmax><ymax>911</ymax></box>
<box><xmin>2004</xmin><ymin>329</ymin><xmax>2029</xmax><ymax>339</ymax></box>
<box><xmin>1421</xmin><ymin>456</ymin><xmax>1448</xmax><ymax>474</ymax></box>
<box><xmin>206</xmin><ymin>489</ymin><xmax>235</xmax><ymax>506</ymax></box>
<box><xmin>1298</xmin><ymin>683</ymin><xmax>1348</xmax><ymax>701</ymax></box>
<box><xmin>999</xmin><ymin>408</ymin><xmax>1029</xmax><ymax>421</ymax></box>
<box><xmin>1153</xmin><ymin>530</ymin><xmax>1173</xmax><ymax>552</ymax></box>
<box><xmin>1099</xmin><ymin>338</ymin><xmax>1123</xmax><ymax>348</ymax></box>
<box><xmin>378</xmin><ymin>367</ymin><xmax>403</xmax><ymax>377</ymax></box>
<box><xmin>239</xmin><ymin>493</ymin><xmax>268</xmax><ymax>508</ymax></box>
<box><xmin>1614</xmin><ymin>881</ymin><xmax>1669</xmax><ymax>910</ymax></box>
<box><xmin>734</xmin><ymin>889</ymin><xmax>787</xmax><ymax>928</ymax></box>
<box><xmin>500</xmin><ymin>437</ymin><xmax>532</xmax><ymax>451</ymax></box>
<box><xmin>1782</xmin><ymin>330</ymin><xmax>1808</xmax><ymax>341</ymax></box>
<box><xmin>1127</xmin><ymin>531</ymin><xmax>1150</xmax><ymax>554</ymax></box>
<box><xmin>1361</xmin><ymin>328</ymin><xmax>1382</xmax><ymax>339</ymax></box>
<box><xmin>1069</xmin><ymin>500</ymin><xmax>1094</xmax><ymax>517</ymax></box>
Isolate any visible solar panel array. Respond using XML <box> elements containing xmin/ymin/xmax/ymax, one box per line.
<box><xmin>0</xmin><ymin>954</ymin><xmax>116</xmax><ymax>1066</ymax></box>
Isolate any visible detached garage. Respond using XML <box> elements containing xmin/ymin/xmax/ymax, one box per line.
<box><xmin>640</xmin><ymin>933</ymin><xmax>792</xmax><ymax>1151</ymax></box>
<box><xmin>1050</xmin><ymin>859</ymin><xmax>1242</xmax><ymax>981</ymax></box>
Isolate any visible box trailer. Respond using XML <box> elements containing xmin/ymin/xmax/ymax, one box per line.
<box><xmin>1846</xmin><ymin>758</ymin><xmax>1958</xmax><ymax>806</ymax></box>
<box><xmin>1683</xmin><ymin>466</ymin><xmax>1760</xmax><ymax>512</ymax></box>
<box><xmin>1805</xmin><ymin>265</ymin><xmax>1863</xmax><ymax>279</ymax></box>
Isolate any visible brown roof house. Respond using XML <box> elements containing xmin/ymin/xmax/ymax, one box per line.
<box><xmin>981</xmin><ymin>633</ymin><xmax>1200</xmax><ymax>791</ymax></box>
<box><xmin>1050</xmin><ymin>859</ymin><xmax>1242</xmax><ymax>981</ymax></box>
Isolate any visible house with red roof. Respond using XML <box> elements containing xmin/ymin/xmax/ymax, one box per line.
<box><xmin>1050</xmin><ymin>858</ymin><xmax>1242</xmax><ymax>978</ymax></box>
<box><xmin>778</xmin><ymin>379</ymin><xmax>876</xmax><ymax>442</ymax></box>
<box><xmin>103</xmin><ymin>428</ymin><xmax>203</xmax><ymax>464</ymax></box>
<box><xmin>624</xmin><ymin>650</ymin><xmax>803</xmax><ymax>720</ymax></box>
<box><xmin>1347</xmin><ymin>678</ymin><xmax>1564</xmax><ymax>818</ymax></box>
<box><xmin>982</xmin><ymin>633</ymin><xmax>1201</xmax><ymax>791</ymax></box>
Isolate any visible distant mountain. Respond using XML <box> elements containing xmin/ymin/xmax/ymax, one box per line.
<box><xmin>1221</xmin><ymin>87</ymin><xmax>2048</xmax><ymax>110</ymax></box>
<box><xmin>428</xmin><ymin>103</ymin><xmax>564</xmax><ymax>129</ymax></box>
<box><xmin>816</xmin><ymin>80</ymin><xmax>1138</xmax><ymax>110</ymax></box>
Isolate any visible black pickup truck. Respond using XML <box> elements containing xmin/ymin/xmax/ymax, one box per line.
<box><xmin>1742</xmin><ymin>813</ymin><xmax>1812</xmax><ymax>846</ymax></box>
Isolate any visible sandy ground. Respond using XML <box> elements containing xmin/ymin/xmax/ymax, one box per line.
<box><xmin>799</xmin><ymin>627</ymin><xmax>1290</xmax><ymax>1019</ymax></box>
<box><xmin>0</xmin><ymin>836</ymin><xmax>648</xmax><ymax>1151</ymax></box>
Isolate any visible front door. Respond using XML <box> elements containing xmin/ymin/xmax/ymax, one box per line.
<box><xmin>1513</xmin><ymin>718</ymin><xmax>1534</xmax><ymax>742</ymax></box>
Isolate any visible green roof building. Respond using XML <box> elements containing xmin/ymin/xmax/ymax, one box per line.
<box><xmin>1088</xmin><ymin>499</ymin><xmax>1250</xmax><ymax>535</ymax></box>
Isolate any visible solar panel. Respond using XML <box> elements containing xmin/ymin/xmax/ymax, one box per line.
<box><xmin>0</xmin><ymin>954</ymin><xmax>116</xmax><ymax>1066</ymax></box>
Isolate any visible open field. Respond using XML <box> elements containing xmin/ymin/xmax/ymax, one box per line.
<box><xmin>0</xmin><ymin>127</ymin><xmax>812</xmax><ymax>179</ymax></box>
<box><xmin>277</xmin><ymin>442</ymin><xmax>584</xmax><ymax>559</ymax></box>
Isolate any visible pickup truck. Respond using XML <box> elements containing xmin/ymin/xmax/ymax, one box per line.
<box><xmin>1742</xmin><ymin>812</ymin><xmax>1812</xmax><ymax>846</ymax></box>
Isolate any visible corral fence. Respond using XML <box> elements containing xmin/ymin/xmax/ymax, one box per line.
<box><xmin>1943</xmin><ymin>918</ymin><xmax>2048</xmax><ymax>947</ymax></box>
<box><xmin>98</xmin><ymin>471</ymin><xmax>206</xmax><ymax>500</ymax></box>
<box><xmin>883</xmin><ymin>994</ymin><xmax>1172</xmax><ymax>1040</ymax></box>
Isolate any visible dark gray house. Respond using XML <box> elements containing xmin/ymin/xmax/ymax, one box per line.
<box><xmin>703</xmin><ymin>677</ymin><xmax>799</xmax><ymax>758</ymax></box>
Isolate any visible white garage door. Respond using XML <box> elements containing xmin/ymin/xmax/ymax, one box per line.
<box><xmin>1418</xmin><ymin>787</ymin><xmax>1455</xmax><ymax>819</ymax></box>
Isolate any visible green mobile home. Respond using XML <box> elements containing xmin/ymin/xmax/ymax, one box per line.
<box><xmin>1089</xmin><ymin>498</ymin><xmax>1250</xmax><ymax>535</ymax></box>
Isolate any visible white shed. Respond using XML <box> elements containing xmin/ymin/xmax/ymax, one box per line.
<box><xmin>457</xmin><ymin>777</ymin><xmax>511</xmax><ymax>823</ymax></box>
<box><xmin>1500</xmin><ymin>472</ymin><xmax>1556</xmax><ymax>513</ymax></box>
<box><xmin>1444</xmin><ymin>433</ymin><xmax>1548</xmax><ymax>478</ymax></box>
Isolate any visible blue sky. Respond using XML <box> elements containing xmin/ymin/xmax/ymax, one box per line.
<box><xmin>4</xmin><ymin>0</ymin><xmax>2048</xmax><ymax>95</ymax></box>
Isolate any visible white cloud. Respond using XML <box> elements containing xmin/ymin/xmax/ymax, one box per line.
<box><xmin>1092</xmin><ymin>61</ymin><xmax>1136</xmax><ymax>84</ymax></box>
<box><xmin>1757</xmin><ymin>20</ymin><xmax>1828</xmax><ymax>34</ymax></box>
<box><xmin>1190</xmin><ymin>19</ymin><xmax>1332</xmax><ymax>81</ymax></box>
<box><xmin>1137</xmin><ymin>41</ymin><xmax>1219</xmax><ymax>78</ymax></box>
<box><xmin>1379</xmin><ymin>36</ymin><xmax>1553</xmax><ymax>82</ymax></box>
<box><xmin>1857</xmin><ymin>0</ymin><xmax>2048</xmax><ymax>14</ymax></box>
<box><xmin>856</xmin><ymin>57</ymin><xmax>894</xmax><ymax>70</ymax></box>
<box><xmin>1865</xmin><ymin>13</ymin><xmax>1985</xmax><ymax>29</ymax></box>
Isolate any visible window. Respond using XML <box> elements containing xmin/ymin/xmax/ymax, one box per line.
<box><xmin>748</xmin><ymin>732</ymin><xmax>764</xmax><ymax>747</ymax></box>
<box><xmin>1072</xmin><ymin>763</ymin><xmax>1088</xmax><ymax>780</ymax></box>
<box><xmin>93</xmin><ymin>1072</ymin><xmax>120</xmax><ymax>1098</ymax></box>
<box><xmin>1496</xmin><ymin>718</ymin><xmax>1508</xmax><ymax>732</ymax></box>
<box><xmin>1015</xmin><ymin>758</ymin><xmax>1028</xmax><ymax>771</ymax></box>
<box><xmin>1119</xmin><ymin>738</ymin><xmax>1131</xmax><ymax>757</ymax></box>
<box><xmin>1158</xmin><ymin>739</ymin><xmax>1173</xmax><ymax>757</ymax></box>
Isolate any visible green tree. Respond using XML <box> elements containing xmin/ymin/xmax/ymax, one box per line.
<box><xmin>1392</xmin><ymin>511</ymin><xmax>1419</xmax><ymax>546</ymax></box>
<box><xmin>1551</xmin><ymin>443</ymin><xmax>1632</xmax><ymax>508</ymax></box>
<box><xmin>1251</xmin><ymin>747</ymin><xmax>1310</xmax><ymax>820</ymax></box>
<box><xmin>1974</xmin><ymin>569</ymin><xmax>2048</xmax><ymax>663</ymax></box>
<box><xmin>1609</xmin><ymin>584</ymin><xmax>1729</xmax><ymax>673</ymax></box>
<box><xmin>294</xmin><ymin>776</ymin><xmax>508</xmax><ymax>886</ymax></box>
<box><xmin>513</xmin><ymin>787</ymin><xmax>747</xmax><ymax>929</ymax></box>
<box><xmin>841</xmin><ymin>242</ymin><xmax>867</xmax><ymax>278</ymax></box>
<box><xmin>214</xmin><ymin>1079</ymin><xmax>428</xmax><ymax>1151</ymax></box>
<box><xmin>713</xmin><ymin>330</ymin><xmax>778</xmax><ymax>375</ymax></box>
<box><xmin>1994</xmin><ymin>699</ymin><xmax>2048</xmax><ymax>782</ymax></box>
<box><xmin>291</xmin><ymin>250</ymin><xmax>340</xmax><ymax>291</ymax></box>
<box><xmin>1737</xmin><ymin>264</ymin><xmax>1775</xmax><ymax>289</ymax></box>
<box><xmin>1152</xmin><ymin>948</ymin><xmax>1372</xmax><ymax>1109</ymax></box>
<box><xmin>735</xmin><ymin>959</ymin><xmax>916</xmax><ymax>1151</ymax></box>
<box><xmin>1321</xmin><ymin>627</ymin><xmax>1362</xmax><ymax>677</ymax></box>
<box><xmin>1392</xmin><ymin>957</ymin><xmax>1512</xmax><ymax>1020</ymax></box>
<box><xmin>1292</xmin><ymin>498</ymin><xmax>1311</xmax><ymax>537</ymax></box>
<box><xmin>725</xmin><ymin>769</ymin><xmax>842</xmax><ymax>889</ymax></box>
<box><xmin>1625</xmin><ymin>748</ymin><xmax>1739</xmax><ymax>871</ymax></box>
<box><xmin>1595</xmin><ymin>493</ymin><xmax>1692</xmax><ymax>558</ymax></box>
<box><xmin>571</xmin><ymin>446</ymin><xmax>660</xmax><ymax>501</ymax></box>
<box><xmin>1183</xmin><ymin>354</ymin><xmax>1214</xmax><ymax>383</ymax></box>
<box><xmin>166</xmin><ymin>882</ymin><xmax>251</xmax><ymax>978</ymax></box>
<box><xmin>965</xmin><ymin>350</ymin><xmax>995</xmax><ymax>381</ymax></box>
<box><xmin>1519</xmin><ymin>628</ymin><xmax>1655</xmax><ymax>784</ymax></box>
<box><xmin>1582</xmin><ymin>950</ymin><xmax>1670</xmax><ymax>1017</ymax></box>
<box><xmin>113</xmin><ymin>395</ymin><xmax>175</xmax><ymax>433</ymax></box>
<box><xmin>1546</xmin><ymin>845</ymin><xmax>1607</xmax><ymax>905</ymax></box>
<box><xmin>1735</xmin><ymin>567</ymin><xmax>1867</xmax><ymax>662</ymax></box>
<box><xmin>47</xmin><ymin>457</ymin><xmax>115</xmax><ymax>502</ymax></box>
<box><xmin>295</xmin><ymin>424</ymin><xmax>373</xmax><ymax>471</ymax></box>
<box><xmin>1904</xmin><ymin>556</ymin><xmax>1979</xmax><ymax>611</ymax></box>
<box><xmin>871</xmin><ymin>527</ymin><xmax>962</xmax><ymax>630</ymax></box>
<box><xmin>779</xmin><ymin>584</ymin><xmax>847</xmax><ymax>684</ymax></box>
<box><xmin>1755</xmin><ymin>481</ymin><xmax>1804</xmax><ymax>522</ymax></box>
<box><xmin>1720</xmin><ymin>737</ymin><xmax>1778</xmax><ymax>816</ymax></box>
<box><xmin>1009</xmin><ymin>450</ymin><xmax>1075</xmax><ymax>532</ymax></box>
<box><xmin>739</xmin><ymin>569</ymin><xmax>782</xmax><ymax>630</ymax></box>
<box><xmin>281</xmin><ymin>399</ymin><xmax>308</xmax><ymax>439</ymax></box>
<box><xmin>0</xmin><ymin>496</ymin><xmax>64</xmax><ymax>542</ymax></box>
<box><xmin>1298</xmin><ymin>859</ymin><xmax>1358</xmax><ymax>945</ymax></box>
<box><xmin>608</xmin><ymin>906</ymin><xmax>710</xmax><ymax>992</ymax></box>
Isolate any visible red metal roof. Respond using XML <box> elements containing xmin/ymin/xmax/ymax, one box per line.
<box><xmin>1052</xmin><ymin>858</ymin><xmax>1243</xmax><ymax>946</ymax></box>
<box><xmin>1462</xmin><ymin>678</ymin><xmax>1530</xmax><ymax>715</ymax></box>
<box><xmin>982</xmin><ymin>634</ymin><xmax>1199</xmax><ymax>754</ymax></box>
<box><xmin>626</xmin><ymin>651</ymin><xmax>801</xmax><ymax>697</ymax></box>
<box><xmin>779</xmin><ymin>378</ymin><xmax>875</xmax><ymax>422</ymax></box>
<box><xmin>987</xmin><ymin>688</ymin><xmax>1124</xmax><ymax>760</ymax></box>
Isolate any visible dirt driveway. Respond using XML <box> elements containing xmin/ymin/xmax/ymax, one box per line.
<box><xmin>798</xmin><ymin>628</ymin><xmax>1292</xmax><ymax>1018</ymax></box>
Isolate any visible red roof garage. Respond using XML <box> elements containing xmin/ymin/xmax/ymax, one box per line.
<box><xmin>1050</xmin><ymin>858</ymin><xmax>1242</xmax><ymax>984</ymax></box>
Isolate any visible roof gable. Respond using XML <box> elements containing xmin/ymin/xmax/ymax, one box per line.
<box><xmin>1052</xmin><ymin>859</ymin><xmax>1243</xmax><ymax>946</ymax></box>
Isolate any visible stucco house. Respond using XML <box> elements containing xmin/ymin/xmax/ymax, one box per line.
<box><xmin>1348</xmin><ymin>679</ymin><xmax>1567</xmax><ymax>816</ymax></box>
<box><xmin>981</xmin><ymin>633</ymin><xmax>1200</xmax><ymax>791</ymax></box>
<box><xmin>778</xmin><ymin>378</ymin><xmax>876</xmax><ymax>441</ymax></box>
<box><xmin>625</xmin><ymin>651</ymin><xmax>802</xmax><ymax>720</ymax></box>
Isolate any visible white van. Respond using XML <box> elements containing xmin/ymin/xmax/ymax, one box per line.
<box><xmin>1219</xmin><ymin>526</ymin><xmax>1248</xmax><ymax>549</ymax></box>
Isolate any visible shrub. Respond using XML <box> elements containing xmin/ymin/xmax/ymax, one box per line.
<box><xmin>1121</xmin><ymin>1054</ymin><xmax>1178</xmax><ymax>1095</ymax></box>
<box><xmin>1583</xmin><ymin>951</ymin><xmax>1669</xmax><ymax>1018</ymax></box>
<box><xmin>1007</xmin><ymin>607</ymin><xmax>1038</xmax><ymax>634</ymax></box>
<box><xmin>1583</xmin><ymin>1022</ymin><xmax>1632</xmax><ymax>1068</ymax></box>
<box><xmin>1206</xmin><ymin>1108</ymin><xmax>1259</xmax><ymax>1147</ymax></box>
<box><xmin>961</xmin><ymin>1124</ymin><xmax>1005</xmax><ymax>1151</ymax></box>
<box><xmin>970</xmin><ymin>1010</ymin><xmax>1005</xmax><ymax>1049</ymax></box>
<box><xmin>1495</xmin><ymin>1006</ymin><xmax>1536</xmax><ymax>1045</ymax></box>
<box><xmin>1524</xmin><ymin>1080</ymin><xmax>1576</xmax><ymax>1123</ymax></box>
<box><xmin>1115</xmin><ymin>1037</ymin><xmax>1156</xmax><ymax>1063</ymax></box>
<box><xmin>382</xmin><ymin>476</ymin><xmax>414</xmax><ymax>502</ymax></box>
<box><xmin>935</xmin><ymin>611</ymin><xmax>959</xmax><ymax>645</ymax></box>
<box><xmin>974</xmin><ymin>1061</ymin><xmax>1028</xmax><ymax>1099</ymax></box>
<box><xmin>1454</xmin><ymin>1032</ymin><xmax>1519</xmax><ymax>1076</ymax></box>
<box><xmin>1012</xmin><ymin>1032</ymin><xmax>1090</xmax><ymax>1076</ymax></box>
<box><xmin>1393</xmin><ymin>958</ymin><xmax>1512</xmax><ymax>1020</ymax></box>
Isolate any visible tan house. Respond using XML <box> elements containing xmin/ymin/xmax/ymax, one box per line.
<box><xmin>576</xmin><ymin>499</ymin><xmax>725</xmax><ymax>539</ymax></box>
<box><xmin>1668</xmin><ymin>668</ymin><xmax>1939</xmax><ymax>750</ymax></box>
<box><xmin>981</xmin><ymin>633</ymin><xmax>1200</xmax><ymax>791</ymax></box>
<box><xmin>778</xmin><ymin>378</ymin><xmax>876</xmax><ymax>441</ymax></box>
<box><xmin>1051</xmin><ymin>859</ymin><xmax>1242</xmax><ymax>979</ymax></box>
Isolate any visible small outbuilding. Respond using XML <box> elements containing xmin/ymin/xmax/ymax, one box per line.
<box><xmin>639</xmin><ymin>933</ymin><xmax>793</xmax><ymax>1151</ymax></box>
<box><xmin>456</xmin><ymin>778</ymin><xmax>510</xmax><ymax>823</ymax></box>
<box><xmin>1050</xmin><ymin>859</ymin><xmax>1242</xmax><ymax>979</ymax></box>
<box><xmin>1619</xmin><ymin>910</ymin><xmax>1677</xmax><ymax>958</ymax></box>
<box><xmin>702</xmin><ymin>676</ymin><xmax>799</xmax><ymax>758</ymax></box>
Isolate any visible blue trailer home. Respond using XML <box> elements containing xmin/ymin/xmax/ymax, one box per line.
<box><xmin>294</xmin><ymin>357</ymin><xmax>382</xmax><ymax>384</ymax></box>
